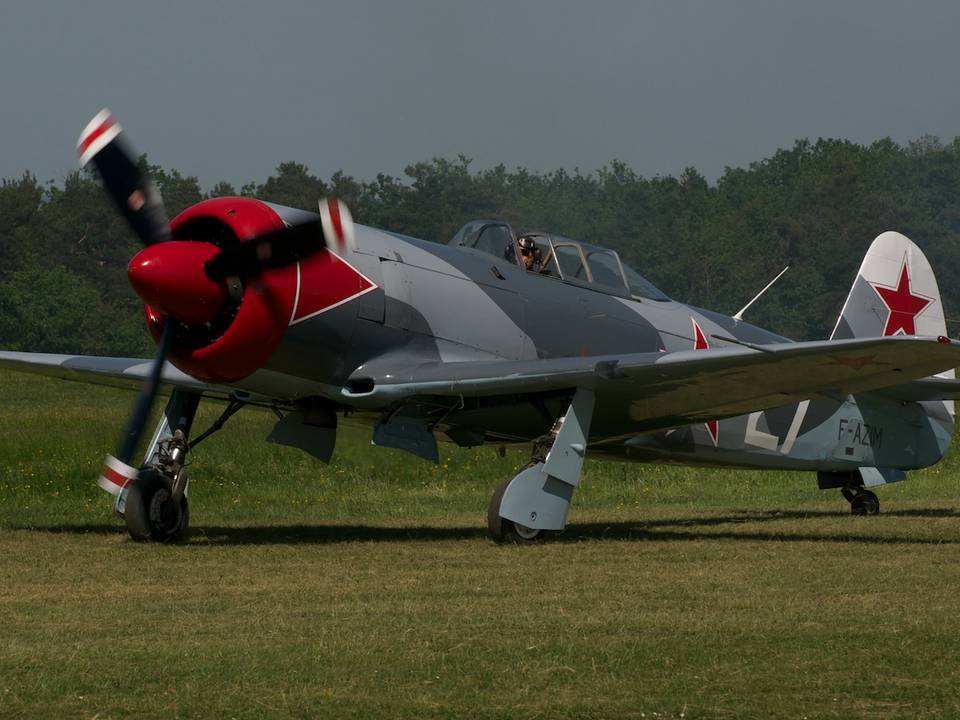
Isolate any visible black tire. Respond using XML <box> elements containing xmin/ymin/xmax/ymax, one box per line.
<box><xmin>487</xmin><ymin>476</ymin><xmax>544</xmax><ymax>545</ymax></box>
<box><xmin>850</xmin><ymin>489</ymin><xmax>880</xmax><ymax>516</ymax></box>
<box><xmin>124</xmin><ymin>469</ymin><xmax>190</xmax><ymax>542</ymax></box>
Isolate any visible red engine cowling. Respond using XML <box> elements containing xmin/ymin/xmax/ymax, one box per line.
<box><xmin>132</xmin><ymin>197</ymin><xmax>297</xmax><ymax>383</ymax></box>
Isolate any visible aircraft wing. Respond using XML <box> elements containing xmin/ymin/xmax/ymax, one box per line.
<box><xmin>347</xmin><ymin>336</ymin><xmax>960</xmax><ymax>429</ymax></box>
<box><xmin>7</xmin><ymin>335</ymin><xmax>959</xmax><ymax>431</ymax></box>
<box><xmin>0</xmin><ymin>350</ymin><xmax>334</xmax><ymax>407</ymax></box>
<box><xmin>0</xmin><ymin>350</ymin><xmax>230</xmax><ymax>398</ymax></box>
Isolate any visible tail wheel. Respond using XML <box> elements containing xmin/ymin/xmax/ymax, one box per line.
<box><xmin>124</xmin><ymin>469</ymin><xmax>190</xmax><ymax>542</ymax></box>
<box><xmin>850</xmin><ymin>489</ymin><xmax>880</xmax><ymax>516</ymax></box>
<box><xmin>487</xmin><ymin>476</ymin><xmax>545</xmax><ymax>545</ymax></box>
<box><xmin>842</xmin><ymin>487</ymin><xmax>880</xmax><ymax>516</ymax></box>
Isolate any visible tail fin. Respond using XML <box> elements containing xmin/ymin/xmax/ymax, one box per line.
<box><xmin>831</xmin><ymin>231</ymin><xmax>947</xmax><ymax>341</ymax></box>
<box><xmin>832</xmin><ymin>231</ymin><xmax>954</xmax><ymax>435</ymax></box>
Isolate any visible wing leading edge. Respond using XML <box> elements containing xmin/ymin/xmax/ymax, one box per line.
<box><xmin>0</xmin><ymin>351</ymin><xmax>339</xmax><ymax>406</ymax></box>
<box><xmin>0</xmin><ymin>351</ymin><xmax>216</xmax><ymax>394</ymax></box>
<box><xmin>344</xmin><ymin>336</ymin><xmax>960</xmax><ymax>430</ymax></box>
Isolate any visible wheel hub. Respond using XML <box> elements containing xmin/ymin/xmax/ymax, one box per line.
<box><xmin>512</xmin><ymin>522</ymin><xmax>540</xmax><ymax>541</ymax></box>
<box><xmin>148</xmin><ymin>487</ymin><xmax>181</xmax><ymax>532</ymax></box>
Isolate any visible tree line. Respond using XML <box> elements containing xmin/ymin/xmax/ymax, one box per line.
<box><xmin>2</xmin><ymin>134</ymin><xmax>960</xmax><ymax>357</ymax></box>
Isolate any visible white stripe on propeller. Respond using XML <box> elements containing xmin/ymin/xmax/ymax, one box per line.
<box><xmin>318</xmin><ymin>197</ymin><xmax>355</xmax><ymax>256</ymax></box>
<box><xmin>77</xmin><ymin>108</ymin><xmax>122</xmax><ymax>167</ymax></box>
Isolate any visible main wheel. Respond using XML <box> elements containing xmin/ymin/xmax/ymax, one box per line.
<box><xmin>124</xmin><ymin>469</ymin><xmax>190</xmax><ymax>542</ymax></box>
<box><xmin>850</xmin><ymin>489</ymin><xmax>880</xmax><ymax>516</ymax></box>
<box><xmin>487</xmin><ymin>476</ymin><xmax>545</xmax><ymax>544</ymax></box>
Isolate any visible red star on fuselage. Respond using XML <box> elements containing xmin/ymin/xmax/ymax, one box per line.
<box><xmin>692</xmin><ymin>318</ymin><xmax>719</xmax><ymax>447</ymax></box>
<box><xmin>869</xmin><ymin>262</ymin><xmax>933</xmax><ymax>336</ymax></box>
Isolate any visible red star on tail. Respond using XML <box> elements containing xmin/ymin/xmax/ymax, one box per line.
<box><xmin>869</xmin><ymin>261</ymin><xmax>933</xmax><ymax>336</ymax></box>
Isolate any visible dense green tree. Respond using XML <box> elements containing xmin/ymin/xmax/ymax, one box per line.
<box><xmin>0</xmin><ymin>173</ymin><xmax>43</xmax><ymax>277</ymax></box>
<box><xmin>0</xmin><ymin>261</ymin><xmax>151</xmax><ymax>356</ymax></box>
<box><xmin>206</xmin><ymin>181</ymin><xmax>237</xmax><ymax>198</ymax></box>
<box><xmin>3</xmin><ymin>135</ymin><xmax>960</xmax><ymax>355</ymax></box>
<box><xmin>147</xmin><ymin>162</ymin><xmax>203</xmax><ymax>219</ymax></box>
<box><xmin>31</xmin><ymin>171</ymin><xmax>137</xmax><ymax>305</ymax></box>
<box><xmin>249</xmin><ymin>161</ymin><xmax>328</xmax><ymax>210</ymax></box>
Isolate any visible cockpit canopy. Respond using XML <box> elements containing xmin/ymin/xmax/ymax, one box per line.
<box><xmin>448</xmin><ymin>220</ymin><xmax>670</xmax><ymax>302</ymax></box>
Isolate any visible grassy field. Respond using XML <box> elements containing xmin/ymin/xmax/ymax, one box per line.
<box><xmin>3</xmin><ymin>368</ymin><xmax>960</xmax><ymax>719</ymax></box>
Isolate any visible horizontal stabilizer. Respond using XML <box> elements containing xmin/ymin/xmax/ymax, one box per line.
<box><xmin>876</xmin><ymin>377</ymin><xmax>960</xmax><ymax>402</ymax></box>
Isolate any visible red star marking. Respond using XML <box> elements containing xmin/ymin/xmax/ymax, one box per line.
<box><xmin>691</xmin><ymin>318</ymin><xmax>719</xmax><ymax>447</ymax></box>
<box><xmin>825</xmin><ymin>354</ymin><xmax>884</xmax><ymax>371</ymax></box>
<box><xmin>869</xmin><ymin>261</ymin><xmax>934</xmax><ymax>336</ymax></box>
<box><xmin>693</xmin><ymin>319</ymin><xmax>709</xmax><ymax>350</ymax></box>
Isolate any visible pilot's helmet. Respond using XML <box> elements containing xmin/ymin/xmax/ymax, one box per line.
<box><xmin>518</xmin><ymin>235</ymin><xmax>538</xmax><ymax>256</ymax></box>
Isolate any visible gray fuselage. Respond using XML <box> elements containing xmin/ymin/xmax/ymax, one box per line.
<box><xmin>258</xmin><ymin>215</ymin><xmax>954</xmax><ymax>473</ymax></box>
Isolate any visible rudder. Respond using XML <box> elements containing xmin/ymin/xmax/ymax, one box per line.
<box><xmin>831</xmin><ymin>231</ymin><xmax>947</xmax><ymax>341</ymax></box>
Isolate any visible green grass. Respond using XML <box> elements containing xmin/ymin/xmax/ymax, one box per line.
<box><xmin>3</xmin><ymin>369</ymin><xmax>960</xmax><ymax>719</ymax></box>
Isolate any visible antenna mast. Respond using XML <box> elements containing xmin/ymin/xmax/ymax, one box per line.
<box><xmin>733</xmin><ymin>266</ymin><xmax>789</xmax><ymax>321</ymax></box>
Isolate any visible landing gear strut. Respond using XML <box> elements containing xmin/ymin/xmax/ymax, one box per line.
<box><xmin>121</xmin><ymin>390</ymin><xmax>200</xmax><ymax>542</ymax></box>
<box><xmin>841</xmin><ymin>486</ymin><xmax>880</xmax><ymax>516</ymax></box>
<box><xmin>121</xmin><ymin>395</ymin><xmax>248</xmax><ymax>542</ymax></box>
<box><xmin>487</xmin><ymin>389</ymin><xmax>595</xmax><ymax>544</ymax></box>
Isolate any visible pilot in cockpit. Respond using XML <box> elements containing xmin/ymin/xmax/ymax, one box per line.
<box><xmin>517</xmin><ymin>235</ymin><xmax>542</xmax><ymax>272</ymax></box>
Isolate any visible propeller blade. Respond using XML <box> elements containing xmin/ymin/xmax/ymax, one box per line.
<box><xmin>318</xmin><ymin>196</ymin><xmax>356</xmax><ymax>255</ymax></box>
<box><xmin>204</xmin><ymin>198</ymin><xmax>355</xmax><ymax>281</ymax></box>
<box><xmin>77</xmin><ymin>109</ymin><xmax>170</xmax><ymax>246</ymax></box>
<box><xmin>204</xmin><ymin>219</ymin><xmax>324</xmax><ymax>281</ymax></box>
<box><xmin>96</xmin><ymin>321</ymin><xmax>173</xmax><ymax>496</ymax></box>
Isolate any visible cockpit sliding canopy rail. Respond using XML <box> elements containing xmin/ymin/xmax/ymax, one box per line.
<box><xmin>448</xmin><ymin>220</ymin><xmax>670</xmax><ymax>302</ymax></box>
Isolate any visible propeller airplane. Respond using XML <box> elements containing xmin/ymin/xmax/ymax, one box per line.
<box><xmin>3</xmin><ymin>110</ymin><xmax>960</xmax><ymax>543</ymax></box>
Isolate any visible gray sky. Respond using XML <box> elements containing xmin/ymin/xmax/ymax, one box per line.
<box><xmin>4</xmin><ymin>0</ymin><xmax>960</xmax><ymax>189</ymax></box>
